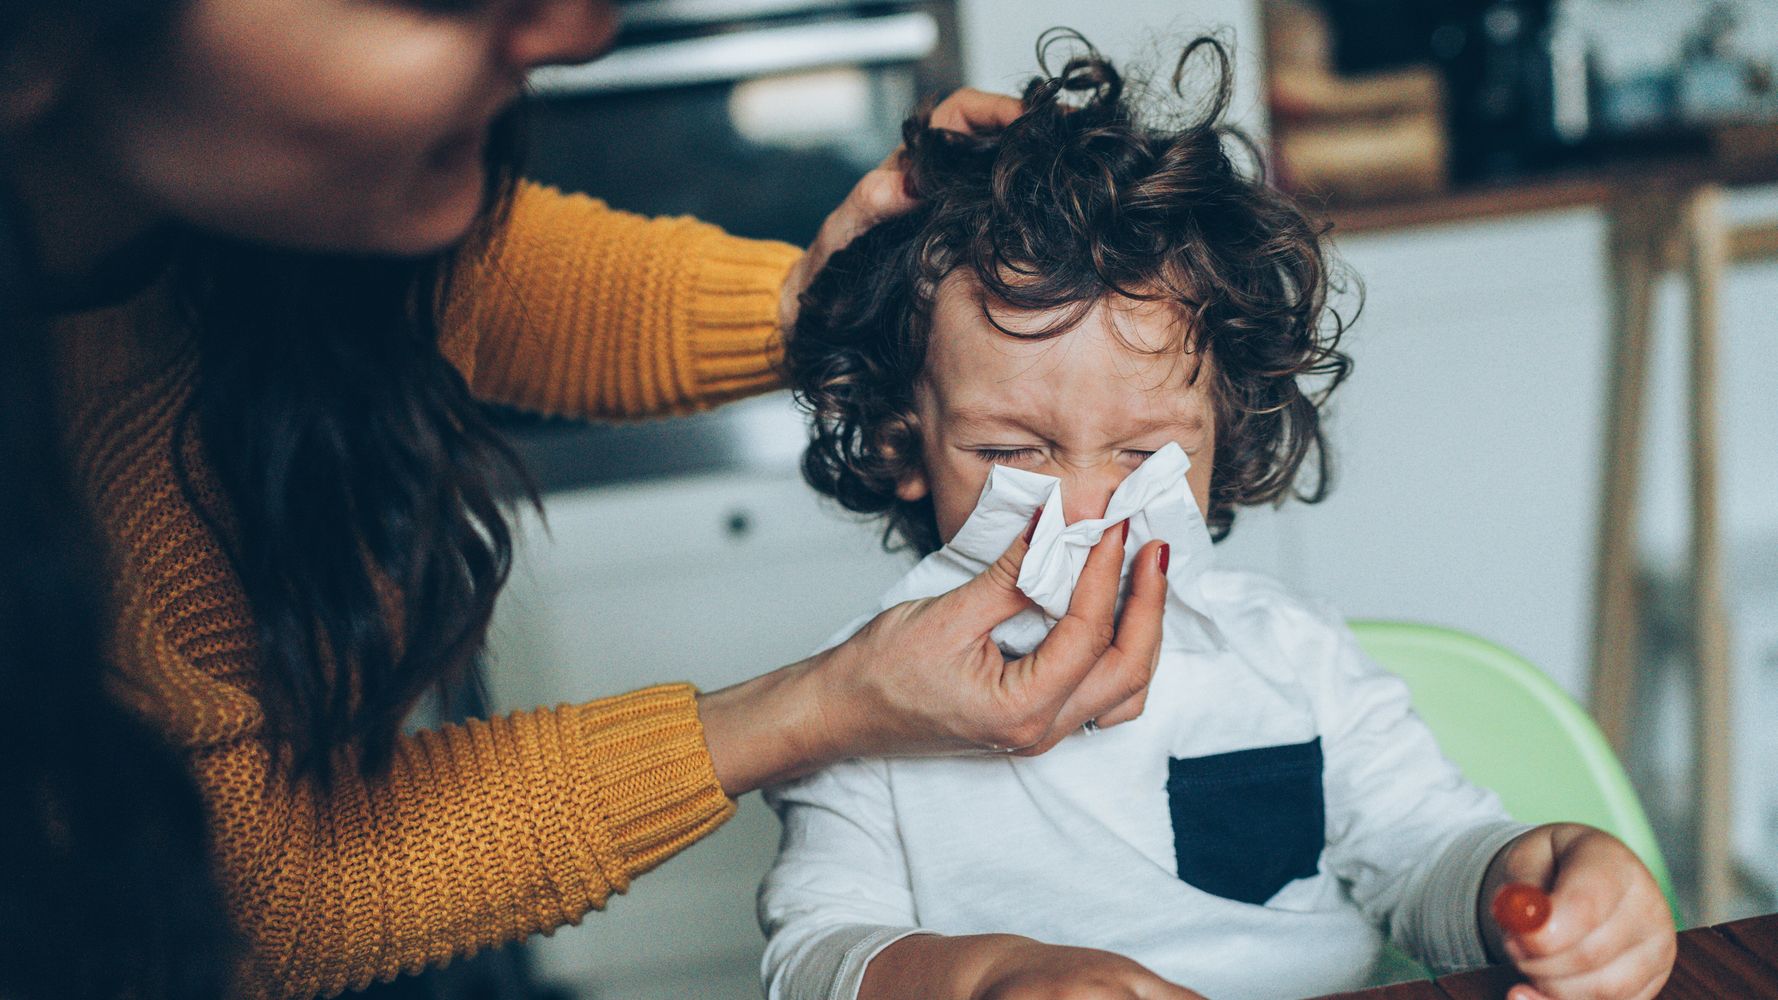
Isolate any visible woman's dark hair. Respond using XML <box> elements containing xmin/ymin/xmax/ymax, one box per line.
<box><xmin>174</xmin><ymin>106</ymin><xmax>536</xmax><ymax>781</ymax></box>
<box><xmin>788</xmin><ymin>33</ymin><xmax>1355</xmax><ymax>554</ymax></box>
<box><xmin>0</xmin><ymin>199</ymin><xmax>237</xmax><ymax>1000</ymax></box>
<box><xmin>5</xmin><ymin>0</ymin><xmax>538</xmax><ymax>987</ymax></box>
<box><xmin>2</xmin><ymin>7</ymin><xmax>234</xmax><ymax>997</ymax></box>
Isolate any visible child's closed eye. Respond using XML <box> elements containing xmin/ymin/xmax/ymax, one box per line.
<box><xmin>973</xmin><ymin>447</ymin><xmax>1041</xmax><ymax>464</ymax></box>
<box><xmin>971</xmin><ymin>448</ymin><xmax>1160</xmax><ymax>466</ymax></box>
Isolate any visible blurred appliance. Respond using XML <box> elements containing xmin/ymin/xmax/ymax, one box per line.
<box><xmin>1319</xmin><ymin>0</ymin><xmax>1566</xmax><ymax>182</ymax></box>
<box><xmin>506</xmin><ymin>0</ymin><xmax>961</xmax><ymax>495</ymax></box>
<box><xmin>1265</xmin><ymin>0</ymin><xmax>1449</xmax><ymax>201</ymax></box>
<box><xmin>525</xmin><ymin>0</ymin><xmax>962</xmax><ymax>247</ymax></box>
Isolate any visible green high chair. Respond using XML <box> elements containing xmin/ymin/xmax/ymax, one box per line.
<box><xmin>1350</xmin><ymin>620</ymin><xmax>1680</xmax><ymax>925</ymax></box>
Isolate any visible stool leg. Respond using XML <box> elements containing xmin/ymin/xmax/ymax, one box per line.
<box><xmin>1591</xmin><ymin>197</ymin><xmax>1660</xmax><ymax>754</ymax></box>
<box><xmin>1684</xmin><ymin>185</ymin><xmax>1736</xmax><ymax>924</ymax></box>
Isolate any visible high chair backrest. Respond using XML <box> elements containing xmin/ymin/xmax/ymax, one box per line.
<box><xmin>1349</xmin><ymin>620</ymin><xmax>1681</xmax><ymax>924</ymax></box>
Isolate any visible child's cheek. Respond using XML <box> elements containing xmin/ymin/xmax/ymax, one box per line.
<box><xmin>1185</xmin><ymin>462</ymin><xmax>1213</xmax><ymax>520</ymax></box>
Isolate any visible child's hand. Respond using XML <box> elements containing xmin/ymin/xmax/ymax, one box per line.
<box><xmin>971</xmin><ymin>939</ymin><xmax>1209</xmax><ymax>1000</ymax></box>
<box><xmin>860</xmin><ymin>933</ymin><xmax>1207</xmax><ymax>1000</ymax></box>
<box><xmin>1481</xmin><ymin>823</ymin><xmax>1676</xmax><ymax>1000</ymax></box>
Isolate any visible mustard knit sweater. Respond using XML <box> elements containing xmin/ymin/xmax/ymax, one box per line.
<box><xmin>49</xmin><ymin>183</ymin><xmax>804</xmax><ymax>999</ymax></box>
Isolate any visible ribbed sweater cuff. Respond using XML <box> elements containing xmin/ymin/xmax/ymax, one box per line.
<box><xmin>1403</xmin><ymin>820</ymin><xmax>1536</xmax><ymax>974</ymax></box>
<box><xmin>574</xmin><ymin>684</ymin><xmax>737</xmax><ymax>891</ymax></box>
<box><xmin>681</xmin><ymin>231</ymin><xmax>802</xmax><ymax>404</ymax></box>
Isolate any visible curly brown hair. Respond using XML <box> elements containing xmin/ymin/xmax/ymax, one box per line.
<box><xmin>788</xmin><ymin>33</ymin><xmax>1355</xmax><ymax>555</ymax></box>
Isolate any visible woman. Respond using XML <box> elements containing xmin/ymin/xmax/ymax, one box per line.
<box><xmin>0</xmin><ymin>2</ymin><xmax>1168</xmax><ymax>997</ymax></box>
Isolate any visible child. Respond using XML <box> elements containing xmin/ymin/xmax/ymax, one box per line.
<box><xmin>761</xmin><ymin>36</ymin><xmax>1675</xmax><ymax>1000</ymax></box>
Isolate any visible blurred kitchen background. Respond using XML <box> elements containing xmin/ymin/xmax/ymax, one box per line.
<box><xmin>384</xmin><ymin>1</ymin><xmax>1778</xmax><ymax>997</ymax></box>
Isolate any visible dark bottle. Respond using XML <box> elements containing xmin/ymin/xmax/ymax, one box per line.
<box><xmin>1433</xmin><ymin>0</ymin><xmax>1561</xmax><ymax>181</ymax></box>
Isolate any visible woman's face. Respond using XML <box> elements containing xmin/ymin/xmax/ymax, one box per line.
<box><xmin>76</xmin><ymin>0</ymin><xmax>618</xmax><ymax>255</ymax></box>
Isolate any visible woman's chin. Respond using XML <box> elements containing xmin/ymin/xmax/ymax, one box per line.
<box><xmin>372</xmin><ymin>164</ymin><xmax>490</xmax><ymax>257</ymax></box>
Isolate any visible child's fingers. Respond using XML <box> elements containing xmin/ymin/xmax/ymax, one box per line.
<box><xmin>1509</xmin><ymin>832</ymin><xmax>1632</xmax><ymax>961</ymax></box>
<box><xmin>1515</xmin><ymin>930</ymin><xmax>1674</xmax><ymax>1000</ymax></box>
<box><xmin>1512</xmin><ymin>895</ymin><xmax>1671</xmax><ymax>986</ymax></box>
<box><xmin>1507</xmin><ymin>881</ymin><xmax>1634</xmax><ymax>980</ymax></box>
<box><xmin>1509</xmin><ymin>840</ymin><xmax>1672</xmax><ymax>986</ymax></box>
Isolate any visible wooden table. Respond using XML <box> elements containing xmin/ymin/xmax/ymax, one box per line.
<box><xmin>1308</xmin><ymin>913</ymin><xmax>1778</xmax><ymax>1000</ymax></box>
<box><xmin>1325</xmin><ymin>151</ymin><xmax>1778</xmax><ymax>922</ymax></box>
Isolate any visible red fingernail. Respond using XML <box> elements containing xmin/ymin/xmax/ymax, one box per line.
<box><xmin>1120</xmin><ymin>520</ymin><xmax>1130</xmax><ymax>545</ymax></box>
<box><xmin>1023</xmin><ymin>506</ymin><xmax>1044</xmax><ymax>544</ymax></box>
<box><xmin>1158</xmin><ymin>543</ymin><xmax>1170</xmax><ymax>575</ymax></box>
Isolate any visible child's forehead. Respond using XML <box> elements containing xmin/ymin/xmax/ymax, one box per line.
<box><xmin>921</xmin><ymin>276</ymin><xmax>1214</xmax><ymax>439</ymax></box>
<box><xmin>925</xmin><ymin>274</ymin><xmax>1207</xmax><ymax>384</ymax></box>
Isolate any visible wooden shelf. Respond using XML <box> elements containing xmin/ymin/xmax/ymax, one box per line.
<box><xmin>1317</xmin><ymin>147</ymin><xmax>1778</xmax><ymax>236</ymax></box>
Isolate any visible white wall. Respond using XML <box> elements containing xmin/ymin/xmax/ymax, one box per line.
<box><xmin>1228</xmin><ymin>209</ymin><xmax>1617</xmax><ymax>695</ymax></box>
<box><xmin>484</xmin><ymin>3</ymin><xmax>1778</xmax><ymax>993</ymax></box>
<box><xmin>956</xmin><ymin>0</ymin><xmax>1269</xmax><ymax>135</ymax></box>
<box><xmin>487</xmin><ymin>467</ymin><xmax>910</xmax><ymax>999</ymax></box>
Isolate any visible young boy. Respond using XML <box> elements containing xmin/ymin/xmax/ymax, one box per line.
<box><xmin>762</xmin><ymin>38</ymin><xmax>1675</xmax><ymax>1000</ymax></box>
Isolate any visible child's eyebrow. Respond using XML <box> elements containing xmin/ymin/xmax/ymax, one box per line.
<box><xmin>1110</xmin><ymin>413</ymin><xmax>1208</xmax><ymax>442</ymax></box>
<box><xmin>946</xmin><ymin>406</ymin><xmax>1207</xmax><ymax>440</ymax></box>
<box><xmin>945</xmin><ymin>405</ymin><xmax>1026</xmax><ymax>429</ymax></box>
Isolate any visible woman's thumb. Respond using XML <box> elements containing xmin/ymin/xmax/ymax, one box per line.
<box><xmin>947</xmin><ymin>508</ymin><xmax>1041</xmax><ymax>632</ymax></box>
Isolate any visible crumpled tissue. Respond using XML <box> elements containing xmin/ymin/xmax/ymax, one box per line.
<box><xmin>879</xmin><ymin>442</ymin><xmax>1224</xmax><ymax>657</ymax></box>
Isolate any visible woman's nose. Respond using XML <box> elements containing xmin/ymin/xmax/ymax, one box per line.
<box><xmin>1059</xmin><ymin>467</ymin><xmax>1128</xmax><ymax>525</ymax></box>
<box><xmin>503</xmin><ymin>1</ymin><xmax>621</xmax><ymax>74</ymax></box>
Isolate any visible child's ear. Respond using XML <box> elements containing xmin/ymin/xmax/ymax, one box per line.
<box><xmin>894</xmin><ymin>468</ymin><xmax>929</xmax><ymax>503</ymax></box>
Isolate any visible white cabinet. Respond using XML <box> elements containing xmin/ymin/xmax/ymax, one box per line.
<box><xmin>485</xmin><ymin>467</ymin><xmax>912</xmax><ymax>998</ymax></box>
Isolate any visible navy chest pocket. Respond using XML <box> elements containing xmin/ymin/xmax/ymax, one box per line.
<box><xmin>1165</xmin><ymin>737</ymin><xmax>1326</xmax><ymax>905</ymax></box>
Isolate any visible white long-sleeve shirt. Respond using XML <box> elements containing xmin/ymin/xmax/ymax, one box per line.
<box><xmin>760</xmin><ymin>450</ymin><xmax>1526</xmax><ymax>1000</ymax></box>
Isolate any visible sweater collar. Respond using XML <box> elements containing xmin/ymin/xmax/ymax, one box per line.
<box><xmin>36</xmin><ymin>224</ymin><xmax>184</xmax><ymax>317</ymax></box>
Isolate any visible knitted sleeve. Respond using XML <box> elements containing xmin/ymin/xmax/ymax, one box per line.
<box><xmin>441</xmin><ymin>181</ymin><xmax>804</xmax><ymax>418</ymax></box>
<box><xmin>78</xmin><ymin>398</ymin><xmax>736</xmax><ymax>997</ymax></box>
<box><xmin>169</xmin><ymin>665</ymin><xmax>736</xmax><ymax>998</ymax></box>
<box><xmin>144</xmin><ymin>619</ymin><xmax>736</xmax><ymax>989</ymax></box>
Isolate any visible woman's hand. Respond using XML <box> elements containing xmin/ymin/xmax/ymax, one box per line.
<box><xmin>697</xmin><ymin>523</ymin><xmax>1167</xmax><ymax>795</ymax></box>
<box><xmin>1481</xmin><ymin>824</ymin><xmax>1676</xmax><ymax>1000</ymax></box>
<box><xmin>817</xmin><ymin>524</ymin><xmax>1167</xmax><ymax>760</ymax></box>
<box><xmin>777</xmin><ymin>87</ymin><xmax>1023</xmax><ymax>333</ymax></box>
<box><xmin>861</xmin><ymin>934</ymin><xmax>1207</xmax><ymax>1000</ymax></box>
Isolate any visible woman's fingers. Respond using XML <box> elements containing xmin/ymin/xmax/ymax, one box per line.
<box><xmin>1139</xmin><ymin>980</ymin><xmax>1211</xmax><ymax>1000</ymax></box>
<box><xmin>1045</xmin><ymin>538</ymin><xmax>1167</xmax><ymax>734</ymax></box>
<box><xmin>1006</xmin><ymin>535</ymin><xmax>1166</xmax><ymax>753</ymax></box>
<box><xmin>928</xmin><ymin>86</ymin><xmax>1023</xmax><ymax>134</ymax></box>
<box><xmin>1083</xmin><ymin>647</ymin><xmax>1158</xmax><ymax>730</ymax></box>
<box><xmin>811</xmin><ymin>511</ymin><xmax>1167</xmax><ymax>760</ymax></box>
<box><xmin>838</xmin><ymin>164</ymin><xmax>915</xmax><ymax>238</ymax></box>
<box><xmin>1053</xmin><ymin>519</ymin><xmax>1128</xmax><ymax>632</ymax></box>
<box><xmin>780</xmin><ymin>87</ymin><xmax>1020</xmax><ymax>332</ymax></box>
<box><xmin>945</xmin><ymin>514</ymin><xmax>1040</xmax><ymax>634</ymax></box>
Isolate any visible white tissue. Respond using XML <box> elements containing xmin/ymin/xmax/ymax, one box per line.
<box><xmin>879</xmin><ymin>442</ymin><xmax>1223</xmax><ymax>657</ymax></box>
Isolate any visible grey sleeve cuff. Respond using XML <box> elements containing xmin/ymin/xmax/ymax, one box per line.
<box><xmin>766</xmin><ymin>924</ymin><xmax>934</xmax><ymax>1000</ymax></box>
<box><xmin>1394</xmin><ymin>820</ymin><xmax>1535</xmax><ymax>975</ymax></box>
